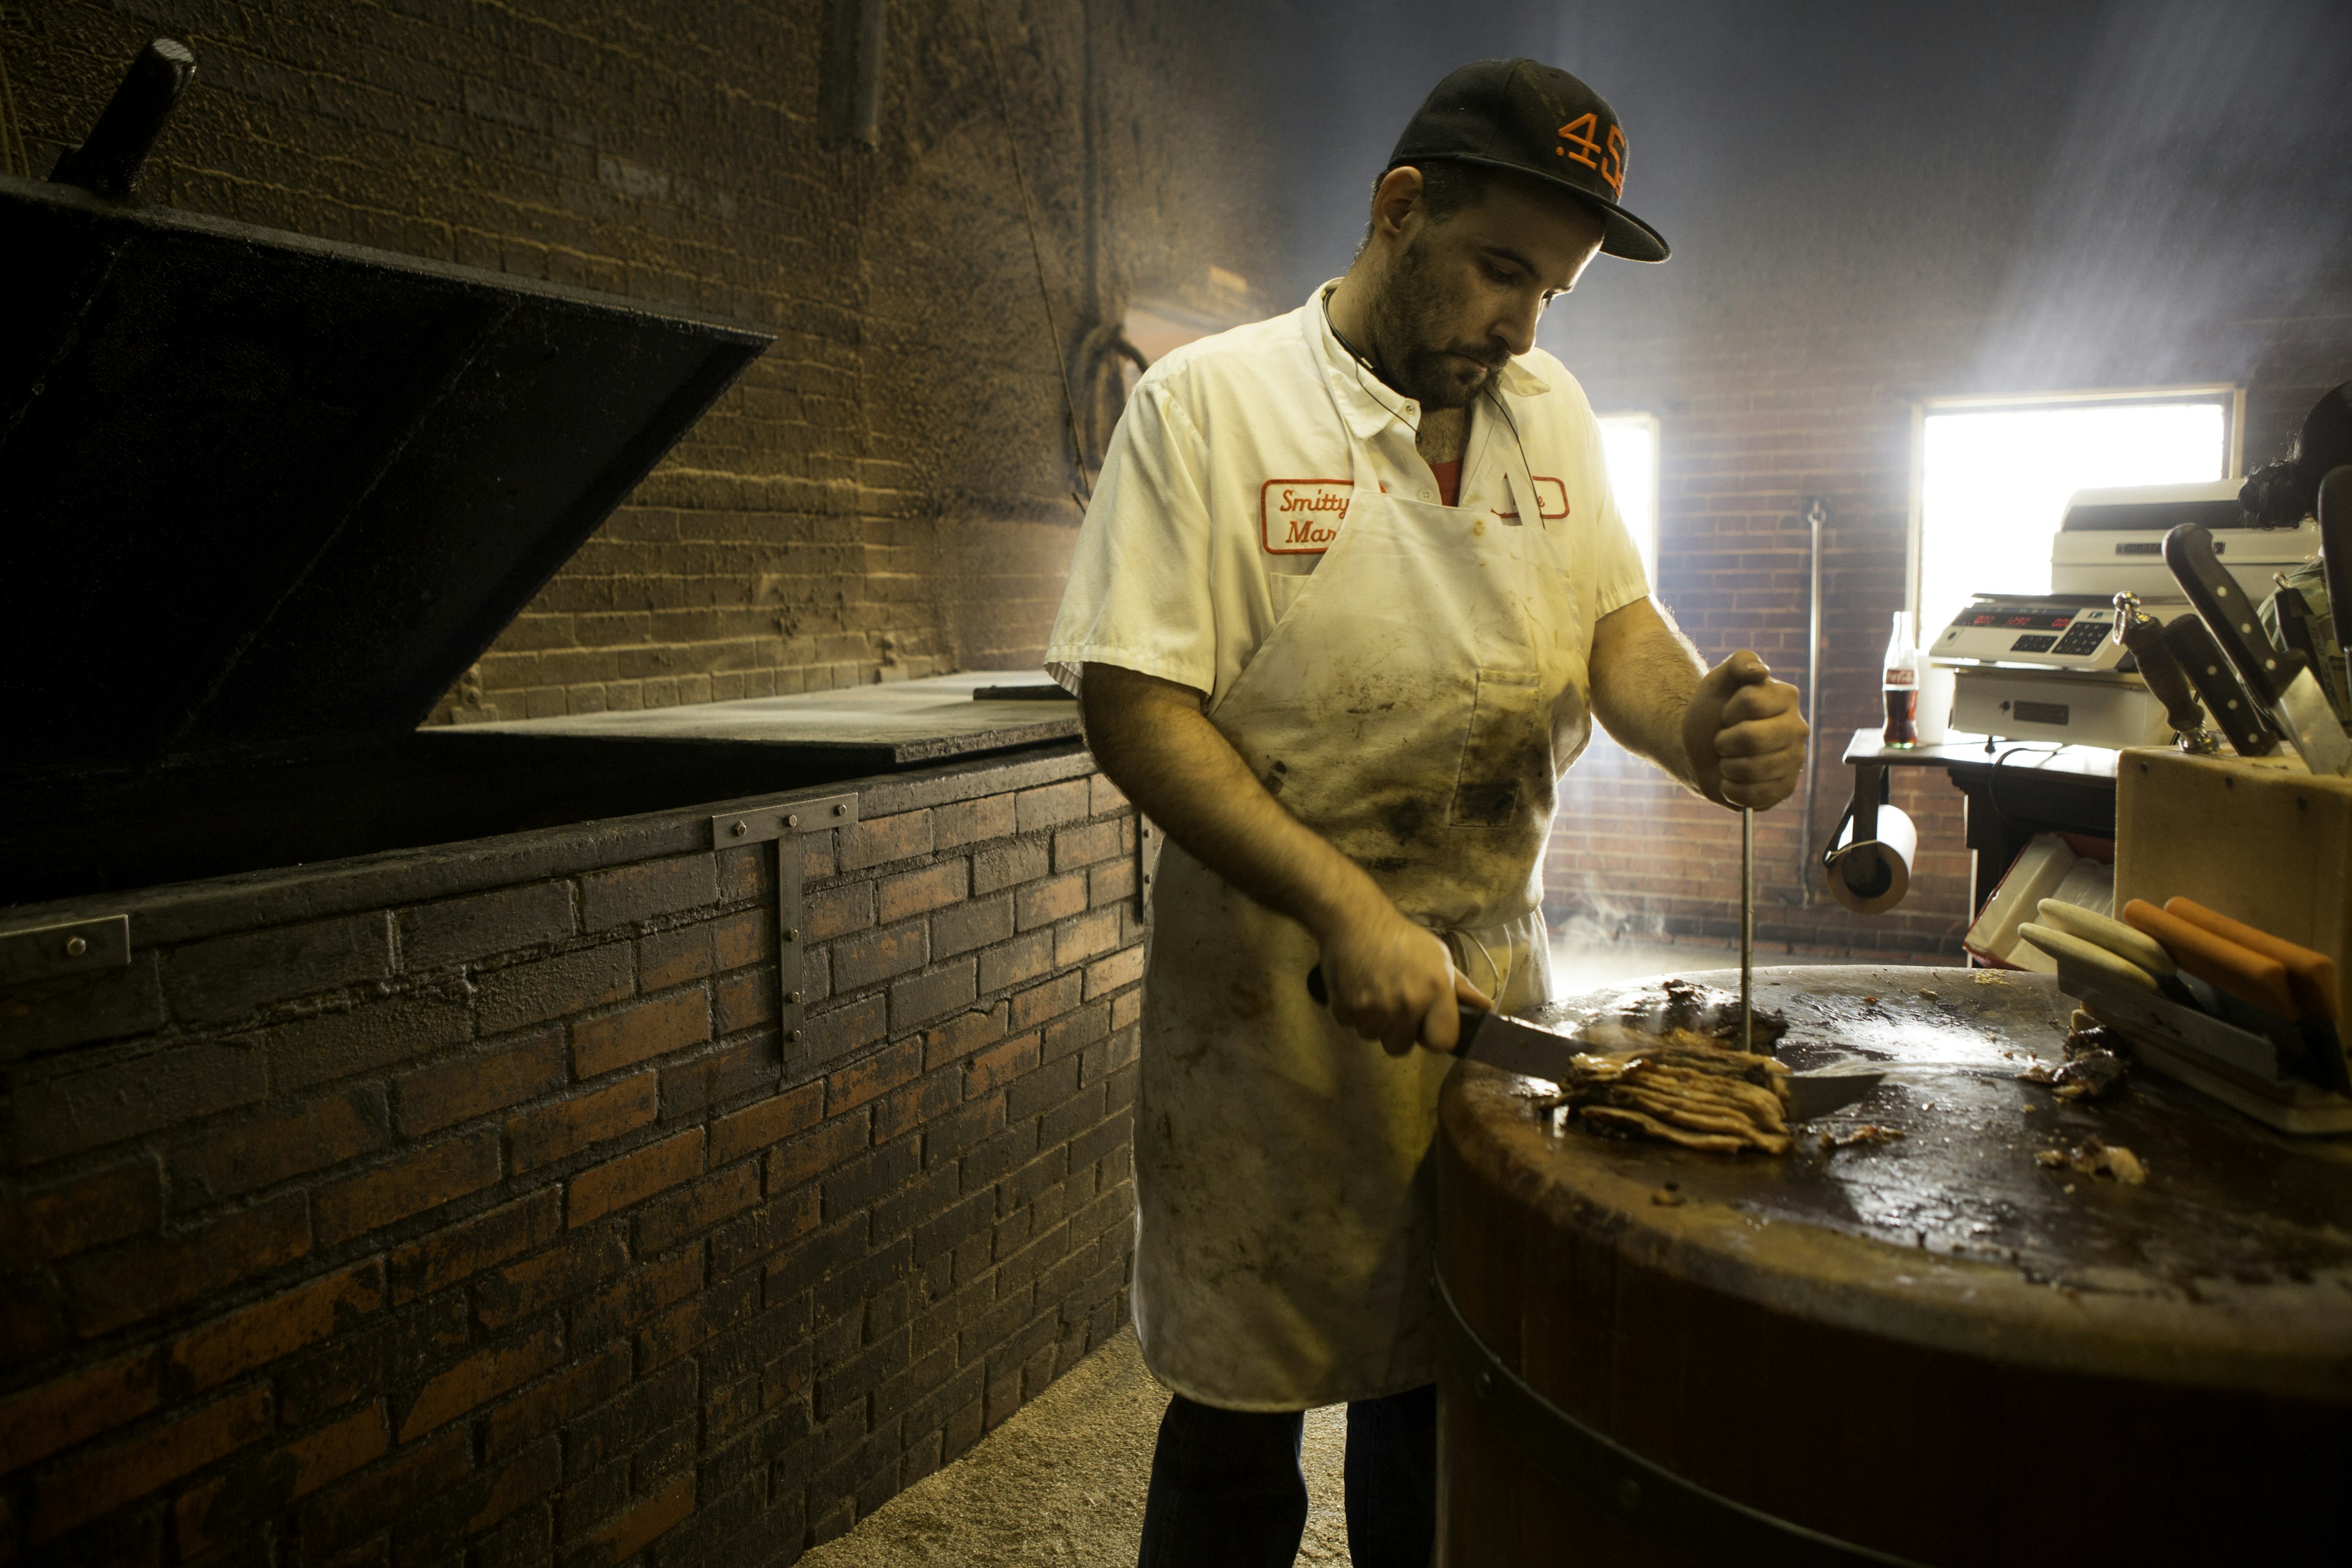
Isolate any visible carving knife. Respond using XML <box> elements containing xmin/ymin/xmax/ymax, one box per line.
<box><xmin>2160</xmin><ymin>614</ymin><xmax>2276</xmax><ymax>756</ymax></box>
<box><xmin>1305</xmin><ymin>968</ymin><xmax>1885</xmax><ymax>1121</ymax></box>
<box><xmin>2111</xmin><ymin>592</ymin><xmax>2217</xmax><ymax>754</ymax></box>
<box><xmin>2165</xmin><ymin>523</ymin><xmax>2352</xmax><ymax>775</ymax></box>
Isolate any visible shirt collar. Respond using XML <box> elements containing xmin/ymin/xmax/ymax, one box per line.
<box><xmin>1306</xmin><ymin>281</ymin><xmax>1551</xmax><ymax>442</ymax></box>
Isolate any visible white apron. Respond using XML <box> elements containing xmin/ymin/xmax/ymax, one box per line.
<box><xmin>1131</xmin><ymin>371</ymin><xmax>1601</xmax><ymax>1411</ymax></box>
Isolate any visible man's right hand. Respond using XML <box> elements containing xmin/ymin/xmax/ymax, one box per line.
<box><xmin>1316</xmin><ymin>898</ymin><xmax>1493</xmax><ymax>1057</ymax></box>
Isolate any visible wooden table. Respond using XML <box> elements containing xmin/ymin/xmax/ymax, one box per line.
<box><xmin>1842</xmin><ymin>729</ymin><xmax>2119</xmax><ymax>915</ymax></box>
<box><xmin>1436</xmin><ymin>965</ymin><xmax>2352</xmax><ymax>1566</ymax></box>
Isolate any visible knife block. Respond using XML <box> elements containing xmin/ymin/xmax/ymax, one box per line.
<box><xmin>2116</xmin><ymin>747</ymin><xmax>2352</xmax><ymax>1107</ymax></box>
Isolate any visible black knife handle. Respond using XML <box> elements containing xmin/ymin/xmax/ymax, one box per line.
<box><xmin>2166</xmin><ymin>523</ymin><xmax>2298</xmax><ymax>703</ymax></box>
<box><xmin>2112</xmin><ymin>597</ymin><xmax>2208</xmax><ymax>739</ymax></box>
<box><xmin>2163</xmin><ymin>614</ymin><xmax>2277</xmax><ymax>755</ymax></box>
<box><xmin>2322</xmin><ymin>465</ymin><xmax>2352</xmax><ymax>701</ymax></box>
<box><xmin>1305</xmin><ymin>965</ymin><xmax>1487</xmax><ymax>1047</ymax></box>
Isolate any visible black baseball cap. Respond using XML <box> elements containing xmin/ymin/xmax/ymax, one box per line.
<box><xmin>1388</xmin><ymin>59</ymin><xmax>1670</xmax><ymax>263</ymax></box>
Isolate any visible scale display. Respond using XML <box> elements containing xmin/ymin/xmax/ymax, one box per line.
<box><xmin>1962</xmin><ymin>605</ymin><xmax>2079</xmax><ymax>631</ymax></box>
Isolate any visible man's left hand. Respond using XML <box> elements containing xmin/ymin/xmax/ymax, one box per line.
<box><xmin>1681</xmin><ymin>651</ymin><xmax>1807</xmax><ymax>809</ymax></box>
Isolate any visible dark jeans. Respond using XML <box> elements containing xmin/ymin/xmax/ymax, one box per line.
<box><xmin>1135</xmin><ymin>1383</ymin><xmax>1436</xmax><ymax>1568</ymax></box>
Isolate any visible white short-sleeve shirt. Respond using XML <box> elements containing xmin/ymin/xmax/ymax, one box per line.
<box><xmin>1046</xmin><ymin>285</ymin><xmax>1651</xmax><ymax>709</ymax></box>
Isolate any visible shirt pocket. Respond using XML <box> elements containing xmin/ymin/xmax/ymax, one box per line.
<box><xmin>1450</xmin><ymin>668</ymin><xmax>1554</xmax><ymax>829</ymax></box>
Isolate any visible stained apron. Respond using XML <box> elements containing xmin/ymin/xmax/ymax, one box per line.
<box><xmin>1131</xmin><ymin>379</ymin><xmax>1603</xmax><ymax>1411</ymax></box>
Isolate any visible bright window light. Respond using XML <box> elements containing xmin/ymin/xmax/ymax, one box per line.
<box><xmin>1597</xmin><ymin>412</ymin><xmax>1659</xmax><ymax>587</ymax></box>
<box><xmin>1917</xmin><ymin>396</ymin><xmax>2230</xmax><ymax>642</ymax></box>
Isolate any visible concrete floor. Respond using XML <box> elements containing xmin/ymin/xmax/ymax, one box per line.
<box><xmin>803</xmin><ymin>1328</ymin><xmax>1351</xmax><ymax>1566</ymax></box>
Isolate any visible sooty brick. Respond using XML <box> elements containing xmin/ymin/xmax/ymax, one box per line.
<box><xmin>794</xmin><ymin>993</ymin><xmax>888</xmax><ymax>1067</ymax></box>
<box><xmin>268</xmin><ymin>994</ymin><xmax>473</xmax><ymax>1093</ymax></box>
<box><xmin>570</xmin><ymin>987</ymin><xmax>711</xmax><ymax>1078</ymax></box>
<box><xmin>507</xmin><ymin>1072</ymin><xmax>658</xmax><ymax>1172</ymax></box>
<box><xmin>832</xmin><ymin>922</ymin><xmax>929</xmax><ymax>992</ymax></box>
<box><xmin>168</xmin><ymin>1258</ymin><xmax>383</xmax><ymax>1392</ymax></box>
<box><xmin>1014</xmin><ymin>872</ymin><xmax>1088</xmax><ymax>931</ymax></box>
<box><xmin>978</xmin><ymin>929</ymin><xmax>1055</xmax><ymax>994</ymax></box>
<box><xmin>877</xmin><ymin>862</ymin><xmax>965</xmax><ymax>924</ymax></box>
<box><xmin>2</xmin><ymin>1159</ymin><xmax>159</xmax><ymax>1264</ymax></box>
<box><xmin>63</xmin><ymin>1193</ymin><xmax>311</xmax><ymax>1338</ymax></box>
<box><xmin>891</xmin><ymin>959</ymin><xmax>976</xmax><ymax>1031</ymax></box>
<box><xmin>840</xmin><ymin>810</ymin><xmax>934</xmax><ymax>872</ymax></box>
<box><xmin>708</xmin><ymin>1080</ymin><xmax>824</xmax><ymax>1165</ymax></box>
<box><xmin>0</xmin><ymin>952</ymin><xmax>165</xmax><ymax>1056</ymax></box>
<box><xmin>473</xmin><ymin>944</ymin><xmax>635</xmax><ymax>1035</ymax></box>
<box><xmin>393</xmin><ymin>1030</ymin><xmax>566</xmax><ymax>1138</ymax></box>
<box><xmin>388</xmin><ymin>1188</ymin><xmax>561</xmax><ymax>1304</ymax></box>
<box><xmin>12</xmin><ymin>1038</ymin><xmax>265</xmax><ymax>1165</ymax></box>
<box><xmin>1015</xmin><ymin>781</ymin><xmax>1089</xmax><ymax>834</ymax></box>
<box><xmin>396</xmin><ymin>881</ymin><xmax>576</xmax><ymax>971</ymax></box>
<box><xmin>934</xmin><ymin>794</ymin><xmax>1016</xmax><ymax>849</ymax></box>
<box><xmin>567</xmin><ymin>1127</ymin><xmax>704</xmax><ymax>1227</ymax></box>
<box><xmin>314</xmin><ymin>1129</ymin><xmax>501</xmax><ymax>1246</ymax></box>
<box><xmin>971</xmin><ymin>839</ymin><xmax>1049</xmax><ymax>895</ymax></box>
<box><xmin>477</xmin><ymin>1227</ymin><xmax>628</xmax><ymax>1330</ymax></box>
<box><xmin>932</xmin><ymin>892</ymin><xmax>1013</xmax><ymax>959</ymax></box>
<box><xmin>29</xmin><ymin>1384</ymin><xmax>272</xmax><ymax>1544</ymax></box>
<box><xmin>579</xmin><ymin>854</ymin><xmax>721</xmax><ymax>932</ymax></box>
<box><xmin>162</xmin><ymin>913</ymin><xmax>394</xmax><ymax>1025</ymax></box>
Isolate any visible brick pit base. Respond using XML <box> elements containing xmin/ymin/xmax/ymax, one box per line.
<box><xmin>0</xmin><ymin>745</ymin><xmax>1142</xmax><ymax>1566</ymax></box>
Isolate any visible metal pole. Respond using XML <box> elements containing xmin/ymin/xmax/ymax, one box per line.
<box><xmin>1741</xmin><ymin>805</ymin><xmax>1755</xmax><ymax>1052</ymax></box>
<box><xmin>1797</xmin><ymin>498</ymin><xmax>1827</xmax><ymax>905</ymax></box>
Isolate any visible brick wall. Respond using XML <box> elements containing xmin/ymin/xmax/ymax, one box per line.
<box><xmin>11</xmin><ymin>1</ymin><xmax>1283</xmax><ymax>722</ymax></box>
<box><xmin>1</xmin><ymin>748</ymin><xmax>1144</xmax><ymax>1564</ymax></box>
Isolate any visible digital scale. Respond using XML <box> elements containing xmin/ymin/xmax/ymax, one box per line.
<box><xmin>1929</xmin><ymin>481</ymin><xmax>2317</xmax><ymax>748</ymax></box>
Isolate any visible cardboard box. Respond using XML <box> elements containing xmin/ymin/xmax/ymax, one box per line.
<box><xmin>2115</xmin><ymin>747</ymin><xmax>2351</xmax><ymax>1022</ymax></box>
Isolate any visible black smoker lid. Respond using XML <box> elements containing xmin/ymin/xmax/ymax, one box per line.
<box><xmin>0</xmin><ymin>175</ymin><xmax>772</xmax><ymax>771</ymax></box>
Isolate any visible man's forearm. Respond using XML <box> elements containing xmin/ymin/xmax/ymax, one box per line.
<box><xmin>1589</xmin><ymin>597</ymin><xmax>1711</xmax><ymax>793</ymax></box>
<box><xmin>1077</xmin><ymin>663</ymin><xmax>1385</xmax><ymax>940</ymax></box>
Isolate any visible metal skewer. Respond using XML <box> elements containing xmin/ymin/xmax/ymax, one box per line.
<box><xmin>1740</xmin><ymin>805</ymin><xmax>1755</xmax><ymax>1052</ymax></box>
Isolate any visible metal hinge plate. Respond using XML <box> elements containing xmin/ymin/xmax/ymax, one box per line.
<box><xmin>712</xmin><ymin>793</ymin><xmax>859</xmax><ymax>1060</ymax></box>
<box><xmin>0</xmin><ymin>913</ymin><xmax>131</xmax><ymax>987</ymax></box>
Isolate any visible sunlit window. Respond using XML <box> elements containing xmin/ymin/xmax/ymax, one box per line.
<box><xmin>1597</xmin><ymin>412</ymin><xmax>1659</xmax><ymax>587</ymax></box>
<box><xmin>1916</xmin><ymin>391</ymin><xmax>2235</xmax><ymax>643</ymax></box>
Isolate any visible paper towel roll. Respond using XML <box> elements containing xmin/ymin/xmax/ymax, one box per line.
<box><xmin>1825</xmin><ymin>804</ymin><xmax>1917</xmax><ymax>915</ymax></box>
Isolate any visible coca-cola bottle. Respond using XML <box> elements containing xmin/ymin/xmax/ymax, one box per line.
<box><xmin>1882</xmin><ymin>611</ymin><xmax>1918</xmax><ymax>747</ymax></box>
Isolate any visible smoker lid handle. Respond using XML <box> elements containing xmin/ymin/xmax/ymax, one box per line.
<box><xmin>50</xmin><ymin>39</ymin><xmax>198</xmax><ymax>202</ymax></box>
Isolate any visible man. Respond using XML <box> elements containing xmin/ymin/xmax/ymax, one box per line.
<box><xmin>1044</xmin><ymin>59</ymin><xmax>1807</xmax><ymax>1567</ymax></box>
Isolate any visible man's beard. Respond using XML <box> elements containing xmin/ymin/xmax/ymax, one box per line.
<box><xmin>1363</xmin><ymin>236</ymin><xmax>1508</xmax><ymax>410</ymax></box>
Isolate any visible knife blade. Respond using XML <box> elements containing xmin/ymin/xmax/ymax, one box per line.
<box><xmin>1302</xmin><ymin>968</ymin><xmax>1885</xmax><ymax>1120</ymax></box>
<box><xmin>2164</xmin><ymin>522</ymin><xmax>2352</xmax><ymax>775</ymax></box>
<box><xmin>2160</xmin><ymin>614</ymin><xmax>2276</xmax><ymax>756</ymax></box>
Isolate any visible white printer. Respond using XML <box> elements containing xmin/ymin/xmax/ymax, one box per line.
<box><xmin>1930</xmin><ymin>480</ymin><xmax>2316</xmax><ymax>748</ymax></box>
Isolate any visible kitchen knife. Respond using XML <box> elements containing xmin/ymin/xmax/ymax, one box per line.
<box><xmin>2160</xmin><ymin>614</ymin><xmax>2277</xmax><ymax>756</ymax></box>
<box><xmin>2164</xmin><ymin>523</ymin><xmax>2351</xmax><ymax>774</ymax></box>
<box><xmin>2321</xmin><ymin>465</ymin><xmax>2352</xmax><ymax>710</ymax></box>
<box><xmin>2111</xmin><ymin>592</ymin><xmax>2217</xmax><ymax>753</ymax></box>
<box><xmin>1303</xmin><ymin>968</ymin><xmax>1885</xmax><ymax>1120</ymax></box>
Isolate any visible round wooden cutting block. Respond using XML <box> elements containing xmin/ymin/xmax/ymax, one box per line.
<box><xmin>1436</xmin><ymin>965</ymin><xmax>2352</xmax><ymax>1567</ymax></box>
